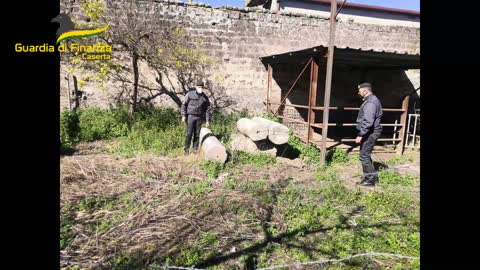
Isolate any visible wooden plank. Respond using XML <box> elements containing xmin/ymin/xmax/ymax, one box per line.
<box><xmin>396</xmin><ymin>95</ymin><xmax>410</xmax><ymax>155</ymax></box>
<box><xmin>271</xmin><ymin>103</ymin><xmax>309</xmax><ymax>109</ymax></box>
<box><xmin>310</xmin><ymin>59</ymin><xmax>319</xmax><ymax>142</ymax></box>
<box><xmin>269</xmin><ymin>103</ymin><xmax>404</xmax><ymax>112</ymax></box>
<box><xmin>276</xmin><ymin>115</ymin><xmax>309</xmax><ymax>125</ymax></box>
<box><xmin>343</xmin><ymin>107</ymin><xmax>405</xmax><ymax>112</ymax></box>
<box><xmin>275</xmin><ymin>58</ymin><xmax>313</xmax><ymax>115</ymax></box>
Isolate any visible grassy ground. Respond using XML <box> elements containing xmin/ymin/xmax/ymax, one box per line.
<box><xmin>61</xmin><ymin>141</ymin><xmax>419</xmax><ymax>270</ymax></box>
<box><xmin>60</xmin><ymin>107</ymin><xmax>419</xmax><ymax>269</ymax></box>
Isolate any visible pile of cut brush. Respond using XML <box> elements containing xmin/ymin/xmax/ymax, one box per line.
<box><xmin>60</xmin><ymin>154</ymin><xmax>272</xmax><ymax>269</ymax></box>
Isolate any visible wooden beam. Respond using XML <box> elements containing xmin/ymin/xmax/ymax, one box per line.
<box><xmin>270</xmin><ymin>103</ymin><xmax>309</xmax><ymax>109</ymax></box>
<box><xmin>267</xmin><ymin>64</ymin><xmax>272</xmax><ymax>114</ymax></box>
<box><xmin>396</xmin><ymin>95</ymin><xmax>410</xmax><ymax>155</ymax></box>
<box><xmin>310</xmin><ymin>59</ymin><xmax>319</xmax><ymax>142</ymax></box>
<box><xmin>307</xmin><ymin>60</ymin><xmax>313</xmax><ymax>144</ymax></box>
<box><xmin>276</xmin><ymin>115</ymin><xmax>309</xmax><ymax>125</ymax></box>
<box><xmin>342</xmin><ymin>107</ymin><xmax>406</xmax><ymax>112</ymax></box>
<box><xmin>274</xmin><ymin>58</ymin><xmax>313</xmax><ymax>116</ymax></box>
<box><xmin>268</xmin><ymin>103</ymin><xmax>405</xmax><ymax>112</ymax></box>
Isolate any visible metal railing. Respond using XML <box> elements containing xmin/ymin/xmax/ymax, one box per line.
<box><xmin>405</xmin><ymin>112</ymin><xmax>420</xmax><ymax>149</ymax></box>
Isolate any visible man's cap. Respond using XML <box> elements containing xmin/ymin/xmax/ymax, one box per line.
<box><xmin>358</xmin><ymin>82</ymin><xmax>372</xmax><ymax>89</ymax></box>
<box><xmin>194</xmin><ymin>78</ymin><xmax>205</xmax><ymax>87</ymax></box>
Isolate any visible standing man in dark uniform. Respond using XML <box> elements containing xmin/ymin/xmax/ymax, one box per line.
<box><xmin>355</xmin><ymin>82</ymin><xmax>383</xmax><ymax>186</ymax></box>
<box><xmin>181</xmin><ymin>79</ymin><xmax>212</xmax><ymax>155</ymax></box>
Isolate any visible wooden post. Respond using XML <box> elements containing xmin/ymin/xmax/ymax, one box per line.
<box><xmin>320</xmin><ymin>0</ymin><xmax>337</xmax><ymax>165</ymax></box>
<box><xmin>307</xmin><ymin>59</ymin><xmax>319</xmax><ymax>144</ymax></box>
<box><xmin>396</xmin><ymin>95</ymin><xmax>410</xmax><ymax>155</ymax></box>
<box><xmin>267</xmin><ymin>64</ymin><xmax>272</xmax><ymax>114</ymax></box>
<box><xmin>307</xmin><ymin>61</ymin><xmax>313</xmax><ymax>144</ymax></box>
<box><xmin>72</xmin><ymin>75</ymin><xmax>80</xmax><ymax>111</ymax></box>
<box><xmin>66</xmin><ymin>75</ymin><xmax>72</xmax><ymax>111</ymax></box>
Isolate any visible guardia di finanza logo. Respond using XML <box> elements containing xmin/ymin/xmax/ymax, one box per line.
<box><xmin>14</xmin><ymin>13</ymin><xmax>111</xmax><ymax>60</ymax></box>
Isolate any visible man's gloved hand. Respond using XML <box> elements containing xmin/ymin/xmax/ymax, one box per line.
<box><xmin>205</xmin><ymin>121</ymin><xmax>210</xmax><ymax>128</ymax></box>
<box><xmin>182</xmin><ymin>116</ymin><xmax>186</xmax><ymax>123</ymax></box>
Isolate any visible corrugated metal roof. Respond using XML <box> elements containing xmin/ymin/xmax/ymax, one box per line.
<box><xmin>260</xmin><ymin>45</ymin><xmax>420</xmax><ymax>69</ymax></box>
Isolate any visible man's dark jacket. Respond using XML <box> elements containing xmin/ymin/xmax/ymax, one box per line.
<box><xmin>356</xmin><ymin>94</ymin><xmax>383</xmax><ymax>136</ymax></box>
<box><xmin>181</xmin><ymin>90</ymin><xmax>212</xmax><ymax>122</ymax></box>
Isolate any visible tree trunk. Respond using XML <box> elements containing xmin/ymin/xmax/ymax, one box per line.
<box><xmin>155</xmin><ymin>72</ymin><xmax>183</xmax><ymax>108</ymax></box>
<box><xmin>131</xmin><ymin>51</ymin><xmax>139</xmax><ymax>113</ymax></box>
<box><xmin>163</xmin><ymin>87</ymin><xmax>182</xmax><ymax>108</ymax></box>
<box><xmin>72</xmin><ymin>75</ymin><xmax>80</xmax><ymax>111</ymax></box>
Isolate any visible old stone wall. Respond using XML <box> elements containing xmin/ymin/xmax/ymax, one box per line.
<box><xmin>60</xmin><ymin>0</ymin><xmax>419</xmax><ymax>114</ymax></box>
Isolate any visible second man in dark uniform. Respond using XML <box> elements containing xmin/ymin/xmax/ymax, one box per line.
<box><xmin>355</xmin><ymin>82</ymin><xmax>383</xmax><ymax>186</ymax></box>
<box><xmin>181</xmin><ymin>79</ymin><xmax>212</xmax><ymax>154</ymax></box>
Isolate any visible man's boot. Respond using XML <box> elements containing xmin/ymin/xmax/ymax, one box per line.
<box><xmin>359</xmin><ymin>174</ymin><xmax>376</xmax><ymax>186</ymax></box>
<box><xmin>360</xmin><ymin>175</ymin><xmax>377</xmax><ymax>186</ymax></box>
<box><xmin>360</xmin><ymin>180</ymin><xmax>375</xmax><ymax>187</ymax></box>
<box><xmin>358</xmin><ymin>176</ymin><xmax>367</xmax><ymax>184</ymax></box>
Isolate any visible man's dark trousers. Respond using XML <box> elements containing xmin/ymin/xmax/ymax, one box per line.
<box><xmin>185</xmin><ymin>115</ymin><xmax>202</xmax><ymax>153</ymax></box>
<box><xmin>359</xmin><ymin>131</ymin><xmax>381</xmax><ymax>183</ymax></box>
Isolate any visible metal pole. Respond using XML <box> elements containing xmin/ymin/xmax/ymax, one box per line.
<box><xmin>320</xmin><ymin>0</ymin><xmax>337</xmax><ymax>165</ymax></box>
<box><xmin>412</xmin><ymin>114</ymin><xmax>418</xmax><ymax>147</ymax></box>
<box><xmin>406</xmin><ymin>114</ymin><xmax>412</xmax><ymax>147</ymax></box>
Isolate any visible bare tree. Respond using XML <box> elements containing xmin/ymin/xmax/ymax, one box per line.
<box><xmin>64</xmin><ymin>0</ymin><xmax>216</xmax><ymax>112</ymax></box>
<box><xmin>101</xmin><ymin>0</ymin><xmax>167</xmax><ymax>113</ymax></box>
<box><xmin>103</xmin><ymin>0</ymin><xmax>213</xmax><ymax>110</ymax></box>
<box><xmin>142</xmin><ymin>24</ymin><xmax>213</xmax><ymax>108</ymax></box>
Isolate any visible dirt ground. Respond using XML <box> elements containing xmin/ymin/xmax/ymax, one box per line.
<box><xmin>61</xmin><ymin>141</ymin><xmax>420</xmax><ymax>269</ymax></box>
